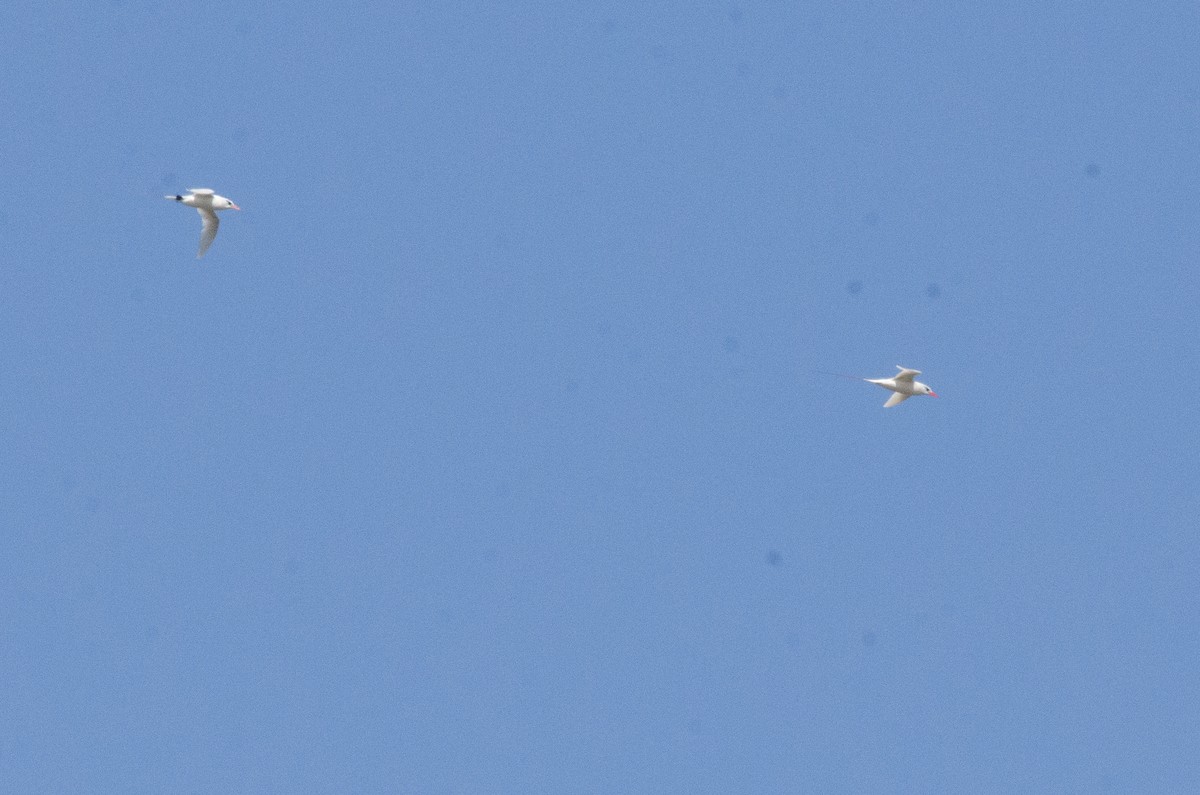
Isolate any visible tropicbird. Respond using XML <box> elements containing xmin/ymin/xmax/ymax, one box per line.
<box><xmin>165</xmin><ymin>188</ymin><xmax>240</xmax><ymax>258</ymax></box>
<box><xmin>820</xmin><ymin>366</ymin><xmax>939</xmax><ymax>407</ymax></box>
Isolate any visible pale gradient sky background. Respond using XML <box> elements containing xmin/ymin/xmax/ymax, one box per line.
<box><xmin>2</xmin><ymin>2</ymin><xmax>1199</xmax><ymax>792</ymax></box>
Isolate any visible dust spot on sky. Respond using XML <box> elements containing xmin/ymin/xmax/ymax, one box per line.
<box><xmin>728</xmin><ymin>7</ymin><xmax>744</xmax><ymax>23</ymax></box>
<box><xmin>161</xmin><ymin>172</ymin><xmax>177</xmax><ymax>187</ymax></box>
<box><xmin>723</xmin><ymin>335</ymin><xmax>740</xmax><ymax>353</ymax></box>
<box><xmin>766</xmin><ymin>550</ymin><xmax>782</xmax><ymax>566</ymax></box>
<box><xmin>862</xmin><ymin>630</ymin><xmax>877</xmax><ymax>647</ymax></box>
<box><xmin>862</xmin><ymin>211</ymin><xmax>879</xmax><ymax>227</ymax></box>
<box><xmin>736</xmin><ymin>60</ymin><xmax>751</xmax><ymax>77</ymax></box>
<box><xmin>563</xmin><ymin>378</ymin><xmax>580</xmax><ymax>394</ymax></box>
<box><xmin>130</xmin><ymin>288</ymin><xmax>145</xmax><ymax>303</ymax></box>
<box><xmin>232</xmin><ymin>127</ymin><xmax>248</xmax><ymax>143</ymax></box>
<box><xmin>650</xmin><ymin>45</ymin><xmax>669</xmax><ymax>63</ymax></box>
<box><xmin>1086</xmin><ymin>162</ymin><xmax>1101</xmax><ymax>178</ymax></box>
<box><xmin>847</xmin><ymin>280</ymin><xmax>863</xmax><ymax>296</ymax></box>
<box><xmin>772</xmin><ymin>85</ymin><xmax>788</xmax><ymax>101</ymax></box>
<box><xmin>926</xmin><ymin>283</ymin><xmax>941</xmax><ymax>299</ymax></box>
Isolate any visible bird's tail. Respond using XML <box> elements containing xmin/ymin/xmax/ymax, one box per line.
<box><xmin>164</xmin><ymin>194</ymin><xmax>182</xmax><ymax>201</ymax></box>
<box><xmin>815</xmin><ymin>370</ymin><xmax>867</xmax><ymax>382</ymax></box>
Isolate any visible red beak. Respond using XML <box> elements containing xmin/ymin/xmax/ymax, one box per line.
<box><xmin>230</xmin><ymin>203</ymin><xmax>241</xmax><ymax>211</ymax></box>
<box><xmin>928</xmin><ymin>391</ymin><xmax>939</xmax><ymax>397</ymax></box>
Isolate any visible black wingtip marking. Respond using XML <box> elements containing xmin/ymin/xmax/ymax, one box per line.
<box><xmin>174</xmin><ymin>195</ymin><xmax>183</xmax><ymax>201</ymax></box>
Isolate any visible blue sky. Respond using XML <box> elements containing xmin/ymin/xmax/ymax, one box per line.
<box><xmin>2</xmin><ymin>1</ymin><xmax>1199</xmax><ymax>791</ymax></box>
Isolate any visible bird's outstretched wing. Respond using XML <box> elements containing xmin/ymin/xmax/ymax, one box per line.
<box><xmin>196</xmin><ymin>208</ymin><xmax>219</xmax><ymax>258</ymax></box>
<box><xmin>188</xmin><ymin>188</ymin><xmax>215</xmax><ymax>196</ymax></box>
<box><xmin>884</xmin><ymin>392</ymin><xmax>911</xmax><ymax>408</ymax></box>
<box><xmin>893</xmin><ymin>366</ymin><xmax>921</xmax><ymax>383</ymax></box>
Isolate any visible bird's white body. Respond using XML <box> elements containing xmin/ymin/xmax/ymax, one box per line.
<box><xmin>165</xmin><ymin>188</ymin><xmax>240</xmax><ymax>258</ymax></box>
<box><xmin>865</xmin><ymin>366</ymin><xmax>938</xmax><ymax>407</ymax></box>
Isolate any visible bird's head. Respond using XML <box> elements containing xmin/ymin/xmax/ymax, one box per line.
<box><xmin>918</xmin><ymin>383</ymin><xmax>938</xmax><ymax>397</ymax></box>
<box><xmin>221</xmin><ymin>197</ymin><xmax>241</xmax><ymax>211</ymax></box>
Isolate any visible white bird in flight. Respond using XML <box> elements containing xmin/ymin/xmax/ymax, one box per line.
<box><xmin>165</xmin><ymin>188</ymin><xmax>240</xmax><ymax>258</ymax></box>
<box><xmin>820</xmin><ymin>366</ymin><xmax>940</xmax><ymax>407</ymax></box>
<box><xmin>867</xmin><ymin>366</ymin><xmax>939</xmax><ymax>407</ymax></box>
